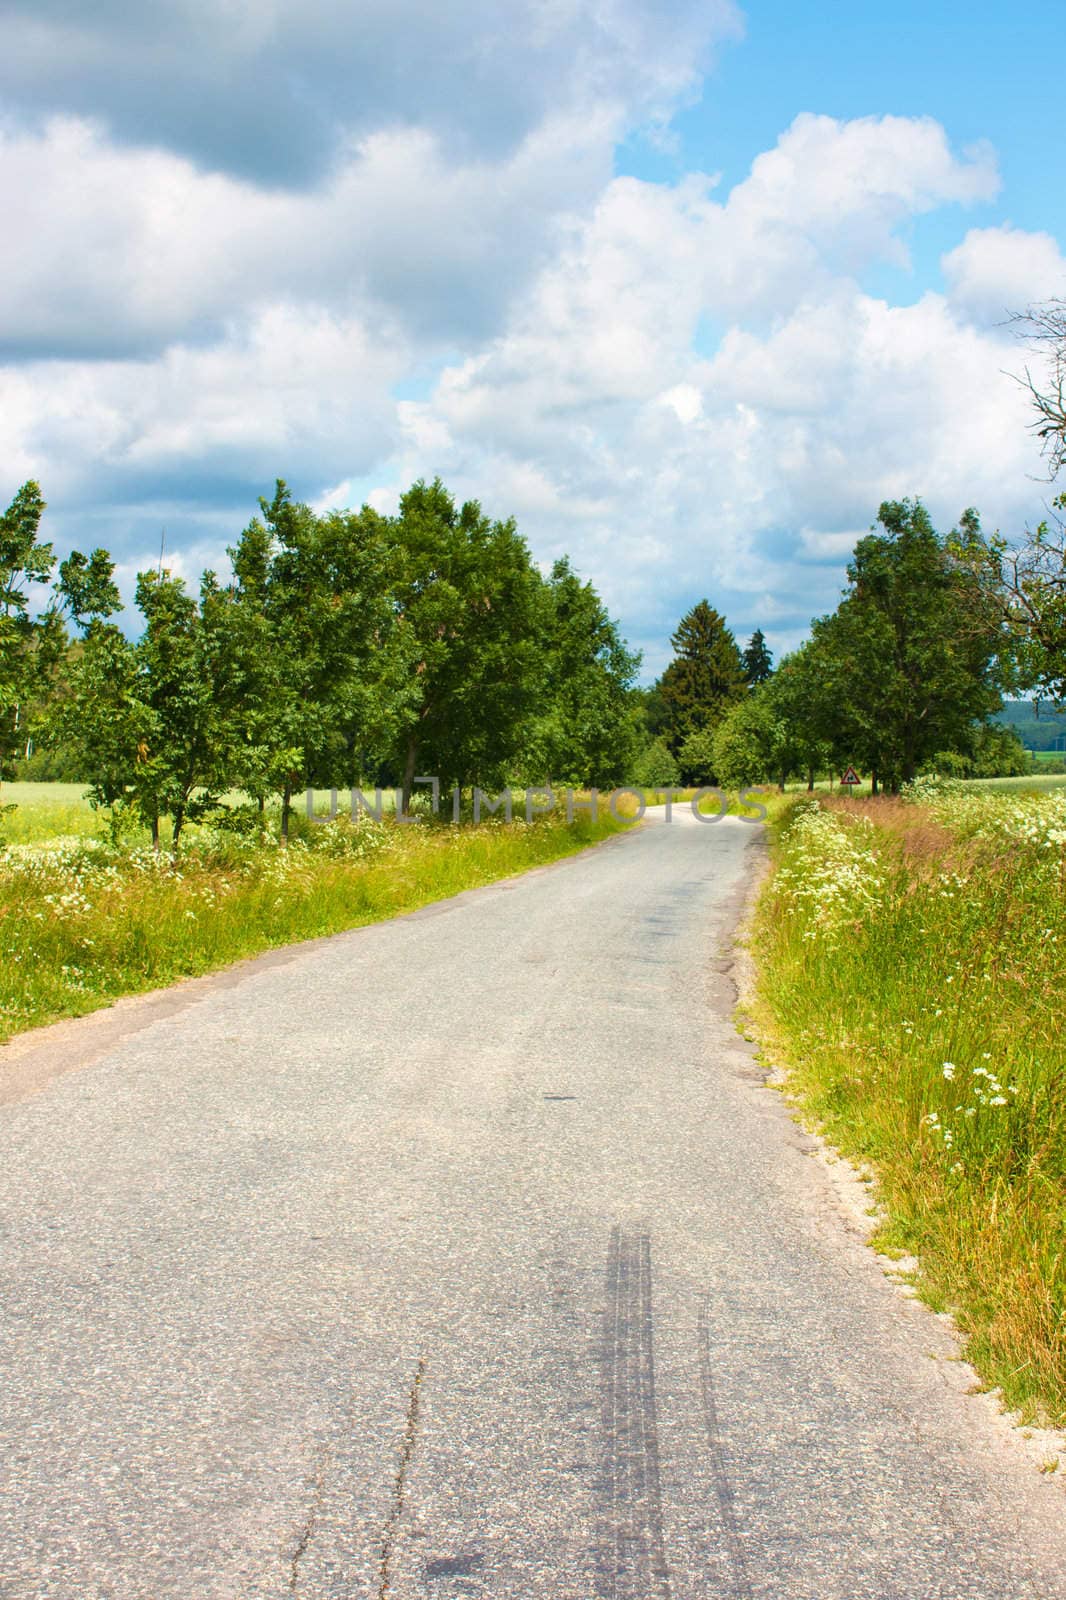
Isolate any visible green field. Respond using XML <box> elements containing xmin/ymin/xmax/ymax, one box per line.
<box><xmin>771</xmin><ymin>771</ymin><xmax>1066</xmax><ymax>799</ymax></box>
<box><xmin>959</xmin><ymin>770</ymin><xmax>1066</xmax><ymax>790</ymax></box>
<box><xmin>0</xmin><ymin>782</ymin><xmax>105</xmax><ymax>844</ymax></box>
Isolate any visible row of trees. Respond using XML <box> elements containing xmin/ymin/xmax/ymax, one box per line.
<box><xmin>710</xmin><ymin>500</ymin><xmax>1031</xmax><ymax>793</ymax></box>
<box><xmin>5</xmin><ymin>297</ymin><xmax>1064</xmax><ymax>822</ymax></box>
<box><xmin>1</xmin><ymin>479</ymin><xmax>641</xmax><ymax>843</ymax></box>
<box><xmin>626</xmin><ymin>502</ymin><xmax>1012</xmax><ymax>795</ymax></box>
<box><xmin>6</xmin><ymin>476</ymin><xmax>1060</xmax><ymax>823</ymax></box>
<box><xmin>634</xmin><ymin>492</ymin><xmax>1062</xmax><ymax>796</ymax></box>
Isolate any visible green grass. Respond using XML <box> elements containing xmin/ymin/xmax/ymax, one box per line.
<box><xmin>751</xmin><ymin>787</ymin><xmax>1066</xmax><ymax>1425</ymax></box>
<box><xmin>959</xmin><ymin>771</ymin><xmax>1066</xmax><ymax>791</ymax></box>
<box><xmin>0</xmin><ymin>782</ymin><xmax>105</xmax><ymax>844</ymax></box>
<box><xmin>0</xmin><ymin>806</ymin><xmax>632</xmax><ymax>1044</ymax></box>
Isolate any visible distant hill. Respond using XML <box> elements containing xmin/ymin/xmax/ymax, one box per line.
<box><xmin>994</xmin><ymin>700</ymin><xmax>1066</xmax><ymax>752</ymax></box>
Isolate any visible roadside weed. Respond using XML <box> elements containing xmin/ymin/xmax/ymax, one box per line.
<box><xmin>755</xmin><ymin>789</ymin><xmax>1066</xmax><ymax>1425</ymax></box>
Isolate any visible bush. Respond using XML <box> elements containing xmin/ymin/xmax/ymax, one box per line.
<box><xmin>632</xmin><ymin>739</ymin><xmax>679</xmax><ymax>787</ymax></box>
<box><xmin>677</xmin><ymin>726</ymin><xmax>718</xmax><ymax>785</ymax></box>
<box><xmin>11</xmin><ymin>745</ymin><xmax>90</xmax><ymax>782</ymax></box>
<box><xmin>931</xmin><ymin>723</ymin><xmax>1031</xmax><ymax>780</ymax></box>
<box><xmin>711</xmin><ymin>693</ymin><xmax>780</xmax><ymax>788</ymax></box>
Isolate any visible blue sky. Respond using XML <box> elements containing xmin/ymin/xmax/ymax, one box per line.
<box><xmin>1</xmin><ymin>0</ymin><xmax>1063</xmax><ymax>677</ymax></box>
<box><xmin>631</xmin><ymin>3</ymin><xmax>1055</xmax><ymax>191</ymax></box>
<box><xmin>622</xmin><ymin>1</ymin><xmax>1064</xmax><ymax>290</ymax></box>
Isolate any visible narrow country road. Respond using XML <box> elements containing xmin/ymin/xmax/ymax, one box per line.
<box><xmin>2</xmin><ymin>810</ymin><xmax>1065</xmax><ymax>1599</ymax></box>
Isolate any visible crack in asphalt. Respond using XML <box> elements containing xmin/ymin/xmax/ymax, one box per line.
<box><xmin>288</xmin><ymin>1448</ymin><xmax>329</xmax><ymax>1595</ymax></box>
<box><xmin>377</xmin><ymin>1355</ymin><xmax>428</xmax><ymax>1599</ymax></box>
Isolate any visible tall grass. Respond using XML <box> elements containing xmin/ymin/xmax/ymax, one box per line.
<box><xmin>752</xmin><ymin>785</ymin><xmax>1066</xmax><ymax>1424</ymax></box>
<box><xmin>1</xmin><ymin>809</ymin><xmax>629</xmax><ymax>1043</ymax></box>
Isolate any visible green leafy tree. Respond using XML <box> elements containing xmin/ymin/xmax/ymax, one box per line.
<box><xmin>763</xmin><ymin>643</ymin><xmax>833</xmax><ymax>790</ymax></box>
<box><xmin>522</xmin><ymin>558</ymin><xmax>641</xmax><ymax>786</ymax></box>
<box><xmin>932</xmin><ymin>723</ymin><xmax>1030</xmax><ymax>779</ymax></box>
<box><xmin>58</xmin><ymin>614</ymin><xmax>152</xmax><ymax>838</ymax></box>
<box><xmin>226</xmin><ymin>483</ymin><xmax>397</xmax><ymax>839</ymax></box>
<box><xmin>810</xmin><ymin>501</ymin><xmax>1004</xmax><ymax>790</ymax></box>
<box><xmin>0</xmin><ymin>482</ymin><xmax>59</xmax><ymax>785</ymax></box>
<box><xmin>135</xmin><ymin>568</ymin><xmax>240</xmax><ymax>845</ymax></box>
<box><xmin>711</xmin><ymin>690</ymin><xmax>787</xmax><ymax>790</ymax></box>
<box><xmin>388</xmin><ymin>480</ymin><xmax>544</xmax><ymax>808</ymax></box>
<box><xmin>677</xmin><ymin>725</ymin><xmax>719</xmax><ymax>785</ymax></box>
<box><xmin>62</xmin><ymin>564</ymin><xmax>233</xmax><ymax>848</ymax></box>
<box><xmin>0</xmin><ymin>489</ymin><xmax>119</xmax><ymax>798</ymax></box>
<box><xmin>632</xmin><ymin>738</ymin><xmax>679</xmax><ymax>787</ymax></box>
<box><xmin>633</xmin><ymin>682</ymin><xmax>670</xmax><ymax>745</ymax></box>
<box><xmin>658</xmin><ymin>600</ymin><xmax>746</xmax><ymax>752</ymax></box>
<box><xmin>57</xmin><ymin>548</ymin><xmax>122</xmax><ymax>628</ymax></box>
<box><xmin>41</xmin><ymin>544</ymin><xmax>125</xmax><ymax>793</ymax></box>
<box><xmin>741</xmin><ymin>628</ymin><xmax>774</xmax><ymax>686</ymax></box>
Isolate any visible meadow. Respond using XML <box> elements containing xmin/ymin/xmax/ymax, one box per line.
<box><xmin>752</xmin><ymin>780</ymin><xmax>1066</xmax><ymax>1426</ymax></box>
<box><xmin>0</xmin><ymin>783</ymin><xmax>633</xmax><ymax>1043</ymax></box>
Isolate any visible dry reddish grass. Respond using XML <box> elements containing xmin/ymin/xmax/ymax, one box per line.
<box><xmin>822</xmin><ymin>794</ymin><xmax>963</xmax><ymax>871</ymax></box>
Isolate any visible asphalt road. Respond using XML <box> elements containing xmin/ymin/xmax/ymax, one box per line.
<box><xmin>2</xmin><ymin>809</ymin><xmax>1065</xmax><ymax>1599</ymax></box>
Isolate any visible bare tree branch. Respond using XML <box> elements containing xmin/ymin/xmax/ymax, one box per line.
<box><xmin>1009</xmin><ymin>299</ymin><xmax>1066</xmax><ymax>478</ymax></box>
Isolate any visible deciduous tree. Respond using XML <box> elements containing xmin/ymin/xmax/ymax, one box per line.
<box><xmin>226</xmin><ymin>483</ymin><xmax>397</xmax><ymax>839</ymax></box>
<box><xmin>388</xmin><ymin>480</ymin><xmax>544</xmax><ymax>808</ymax></box>
<box><xmin>0</xmin><ymin>482</ymin><xmax>56</xmax><ymax>783</ymax></box>
<box><xmin>811</xmin><ymin>501</ymin><xmax>1004</xmax><ymax>790</ymax></box>
<box><xmin>522</xmin><ymin>558</ymin><xmax>641</xmax><ymax>787</ymax></box>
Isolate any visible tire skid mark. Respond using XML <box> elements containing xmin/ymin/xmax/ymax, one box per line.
<box><xmin>697</xmin><ymin>1299</ymin><xmax>754</xmax><ymax>1599</ymax></box>
<box><xmin>597</xmin><ymin>1226</ymin><xmax>672</xmax><ymax>1598</ymax></box>
<box><xmin>377</xmin><ymin>1355</ymin><xmax>428</xmax><ymax>1599</ymax></box>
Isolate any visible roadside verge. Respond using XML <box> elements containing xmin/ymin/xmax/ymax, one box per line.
<box><xmin>735</xmin><ymin>790</ymin><xmax>1066</xmax><ymax>1456</ymax></box>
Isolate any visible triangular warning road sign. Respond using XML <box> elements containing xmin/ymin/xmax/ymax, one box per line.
<box><xmin>841</xmin><ymin>766</ymin><xmax>861</xmax><ymax>785</ymax></box>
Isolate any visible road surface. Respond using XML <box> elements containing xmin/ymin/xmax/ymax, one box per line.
<box><xmin>2</xmin><ymin>808</ymin><xmax>1065</xmax><ymax>1598</ymax></box>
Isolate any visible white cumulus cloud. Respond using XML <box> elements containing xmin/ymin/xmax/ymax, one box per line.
<box><xmin>0</xmin><ymin>6</ymin><xmax>1061</xmax><ymax>676</ymax></box>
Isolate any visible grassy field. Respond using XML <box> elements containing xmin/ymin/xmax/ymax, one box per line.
<box><xmin>0</xmin><ymin>782</ymin><xmax>107</xmax><ymax>844</ymax></box>
<box><xmin>0</xmin><ymin>782</ymin><xmax>410</xmax><ymax>845</ymax></box>
<box><xmin>959</xmin><ymin>771</ymin><xmax>1066</xmax><ymax>791</ymax></box>
<box><xmin>0</xmin><ymin>786</ymin><xmax>634</xmax><ymax>1044</ymax></box>
<box><xmin>776</xmin><ymin>771</ymin><xmax>1066</xmax><ymax>798</ymax></box>
<box><xmin>751</xmin><ymin>782</ymin><xmax>1066</xmax><ymax>1426</ymax></box>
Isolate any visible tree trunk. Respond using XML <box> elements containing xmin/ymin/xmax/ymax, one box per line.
<box><xmin>806</xmin><ymin>766</ymin><xmax>815</xmax><ymax>791</ymax></box>
<box><xmin>902</xmin><ymin>726</ymin><xmax>916</xmax><ymax>787</ymax></box>
<box><xmin>871</xmin><ymin>770</ymin><xmax>879</xmax><ymax>796</ymax></box>
<box><xmin>778</xmin><ymin>765</ymin><xmax>787</xmax><ymax>793</ymax></box>
<box><xmin>401</xmin><ymin>736</ymin><xmax>418</xmax><ymax>816</ymax></box>
<box><xmin>150</xmin><ymin>812</ymin><xmax>160</xmax><ymax>852</ymax></box>
<box><xmin>172</xmin><ymin>804</ymin><xmax>185</xmax><ymax>847</ymax></box>
<box><xmin>281</xmin><ymin>780</ymin><xmax>292</xmax><ymax>846</ymax></box>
